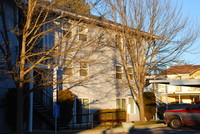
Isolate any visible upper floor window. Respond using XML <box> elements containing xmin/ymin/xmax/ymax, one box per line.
<box><xmin>80</xmin><ymin>61</ymin><xmax>88</xmax><ymax>76</ymax></box>
<box><xmin>127</xmin><ymin>67</ymin><xmax>133</xmax><ymax>80</ymax></box>
<box><xmin>78</xmin><ymin>25</ymin><xmax>87</xmax><ymax>42</ymax></box>
<box><xmin>78</xmin><ymin>25</ymin><xmax>87</xmax><ymax>33</ymax></box>
<box><xmin>79</xmin><ymin>34</ymin><xmax>87</xmax><ymax>41</ymax></box>
<box><xmin>116</xmin><ymin>66</ymin><xmax>123</xmax><ymax>79</ymax></box>
<box><xmin>63</xmin><ymin>30</ymin><xmax>72</xmax><ymax>39</ymax></box>
<box><xmin>115</xmin><ymin>34</ymin><xmax>122</xmax><ymax>49</ymax></box>
<box><xmin>63</xmin><ymin>23</ymin><xmax>72</xmax><ymax>30</ymax></box>
<box><xmin>63</xmin><ymin>59</ymin><xmax>73</xmax><ymax>75</ymax></box>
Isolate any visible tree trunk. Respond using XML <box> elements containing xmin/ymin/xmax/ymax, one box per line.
<box><xmin>138</xmin><ymin>89</ymin><xmax>145</xmax><ymax>123</ymax></box>
<box><xmin>16</xmin><ymin>34</ymin><xmax>26</xmax><ymax>134</ymax></box>
<box><xmin>16</xmin><ymin>82</ymin><xmax>24</xmax><ymax>134</ymax></box>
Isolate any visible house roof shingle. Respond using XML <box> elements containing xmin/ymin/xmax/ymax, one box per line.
<box><xmin>159</xmin><ymin>65</ymin><xmax>200</xmax><ymax>75</ymax></box>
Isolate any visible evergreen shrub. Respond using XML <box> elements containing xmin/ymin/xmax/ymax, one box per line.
<box><xmin>57</xmin><ymin>90</ymin><xmax>75</xmax><ymax>123</ymax></box>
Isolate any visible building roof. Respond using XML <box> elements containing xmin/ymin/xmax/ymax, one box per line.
<box><xmin>159</xmin><ymin>65</ymin><xmax>200</xmax><ymax>75</ymax></box>
<box><xmin>37</xmin><ymin>0</ymin><xmax>169</xmax><ymax>42</ymax></box>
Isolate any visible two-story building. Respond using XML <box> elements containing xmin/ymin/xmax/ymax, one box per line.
<box><xmin>0</xmin><ymin>0</ymin><xmax>166</xmax><ymax>132</ymax></box>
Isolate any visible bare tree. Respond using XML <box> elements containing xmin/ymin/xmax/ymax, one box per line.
<box><xmin>97</xmin><ymin>0</ymin><xmax>200</xmax><ymax>122</ymax></box>
<box><xmin>0</xmin><ymin>0</ymin><xmax>104</xmax><ymax>133</ymax></box>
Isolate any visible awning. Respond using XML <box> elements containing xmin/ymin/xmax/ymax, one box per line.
<box><xmin>149</xmin><ymin>79</ymin><xmax>200</xmax><ymax>87</ymax></box>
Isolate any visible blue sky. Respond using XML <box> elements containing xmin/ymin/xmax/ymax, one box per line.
<box><xmin>174</xmin><ymin>0</ymin><xmax>200</xmax><ymax>65</ymax></box>
<box><xmin>91</xmin><ymin>0</ymin><xmax>200</xmax><ymax>65</ymax></box>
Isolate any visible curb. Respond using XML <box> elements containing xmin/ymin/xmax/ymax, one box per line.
<box><xmin>134</xmin><ymin>123</ymin><xmax>166</xmax><ymax>129</ymax></box>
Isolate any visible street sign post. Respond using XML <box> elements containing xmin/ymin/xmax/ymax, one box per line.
<box><xmin>54</xmin><ymin>105</ymin><xmax>60</xmax><ymax>134</ymax></box>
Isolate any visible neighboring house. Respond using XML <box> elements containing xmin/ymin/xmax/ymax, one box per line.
<box><xmin>156</xmin><ymin>65</ymin><xmax>200</xmax><ymax>104</ymax></box>
<box><xmin>0</xmin><ymin>0</ymin><xmax>164</xmax><ymax>132</ymax></box>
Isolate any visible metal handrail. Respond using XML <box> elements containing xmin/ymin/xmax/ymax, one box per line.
<box><xmin>34</xmin><ymin>88</ymin><xmax>53</xmax><ymax>112</ymax></box>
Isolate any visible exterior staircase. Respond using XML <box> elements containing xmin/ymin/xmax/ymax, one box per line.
<box><xmin>33</xmin><ymin>89</ymin><xmax>74</xmax><ymax>130</ymax></box>
<box><xmin>33</xmin><ymin>96</ymin><xmax>55</xmax><ymax>129</ymax></box>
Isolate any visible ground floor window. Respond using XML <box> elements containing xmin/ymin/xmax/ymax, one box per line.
<box><xmin>76</xmin><ymin>98</ymin><xmax>90</xmax><ymax>123</ymax></box>
<box><xmin>116</xmin><ymin>98</ymin><xmax>126</xmax><ymax>109</ymax></box>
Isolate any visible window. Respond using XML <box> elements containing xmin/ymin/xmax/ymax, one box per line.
<box><xmin>99</xmin><ymin>34</ymin><xmax>105</xmax><ymax>42</ymax></box>
<box><xmin>76</xmin><ymin>98</ymin><xmax>90</xmax><ymax>123</ymax></box>
<box><xmin>63</xmin><ymin>22</ymin><xmax>72</xmax><ymax>30</ymax></box>
<box><xmin>63</xmin><ymin>60</ymin><xmax>73</xmax><ymax>75</ymax></box>
<box><xmin>116</xmin><ymin>66</ymin><xmax>123</xmax><ymax>79</ymax></box>
<box><xmin>78</xmin><ymin>25</ymin><xmax>87</xmax><ymax>41</ymax></box>
<box><xmin>63</xmin><ymin>30</ymin><xmax>72</xmax><ymax>38</ymax></box>
<box><xmin>79</xmin><ymin>34</ymin><xmax>87</xmax><ymax>41</ymax></box>
<box><xmin>78</xmin><ymin>25</ymin><xmax>87</xmax><ymax>32</ymax></box>
<box><xmin>115</xmin><ymin>34</ymin><xmax>122</xmax><ymax>49</ymax></box>
<box><xmin>127</xmin><ymin>67</ymin><xmax>133</xmax><ymax>80</ymax></box>
<box><xmin>116</xmin><ymin>99</ymin><xmax>126</xmax><ymax>109</ymax></box>
<box><xmin>80</xmin><ymin>61</ymin><xmax>88</xmax><ymax>76</ymax></box>
<box><xmin>190</xmin><ymin>102</ymin><xmax>200</xmax><ymax>110</ymax></box>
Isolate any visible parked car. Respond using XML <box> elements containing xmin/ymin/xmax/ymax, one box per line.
<box><xmin>164</xmin><ymin>101</ymin><xmax>200</xmax><ymax>129</ymax></box>
<box><xmin>157</xmin><ymin>103</ymin><xmax>190</xmax><ymax>120</ymax></box>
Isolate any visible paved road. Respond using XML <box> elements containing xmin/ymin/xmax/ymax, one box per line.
<box><xmin>115</xmin><ymin>126</ymin><xmax>200</xmax><ymax>134</ymax></box>
<box><xmin>78</xmin><ymin>124</ymin><xmax>200</xmax><ymax>134</ymax></box>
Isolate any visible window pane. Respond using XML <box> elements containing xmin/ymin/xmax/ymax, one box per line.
<box><xmin>64</xmin><ymin>67</ymin><xmax>73</xmax><ymax>75</ymax></box>
<box><xmin>116</xmin><ymin>99</ymin><xmax>121</xmax><ymax>109</ymax></box>
<box><xmin>116</xmin><ymin>66</ymin><xmax>122</xmax><ymax>72</ymax></box>
<box><xmin>190</xmin><ymin>102</ymin><xmax>200</xmax><ymax>110</ymax></box>
<box><xmin>63</xmin><ymin>23</ymin><xmax>71</xmax><ymax>29</ymax></box>
<box><xmin>63</xmin><ymin>31</ymin><xmax>72</xmax><ymax>38</ymax></box>
<box><xmin>129</xmin><ymin>74</ymin><xmax>133</xmax><ymax>80</ymax></box>
<box><xmin>127</xmin><ymin>67</ymin><xmax>133</xmax><ymax>73</ymax></box>
<box><xmin>122</xmin><ymin>99</ymin><xmax>126</xmax><ymax>109</ymax></box>
<box><xmin>79</xmin><ymin>34</ymin><xmax>87</xmax><ymax>41</ymax></box>
<box><xmin>79</xmin><ymin>26</ymin><xmax>86</xmax><ymax>32</ymax></box>
<box><xmin>80</xmin><ymin>69</ymin><xmax>88</xmax><ymax>76</ymax></box>
<box><xmin>80</xmin><ymin>62</ymin><xmax>88</xmax><ymax>68</ymax></box>
<box><xmin>65</xmin><ymin>59</ymin><xmax>72</xmax><ymax>67</ymax></box>
<box><xmin>115</xmin><ymin>34</ymin><xmax>122</xmax><ymax>48</ymax></box>
<box><xmin>83</xmin><ymin>99</ymin><xmax>89</xmax><ymax>112</ymax></box>
<box><xmin>116</xmin><ymin>73</ymin><xmax>122</xmax><ymax>79</ymax></box>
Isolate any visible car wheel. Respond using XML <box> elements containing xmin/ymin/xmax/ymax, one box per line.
<box><xmin>168</xmin><ymin>117</ymin><xmax>182</xmax><ymax>129</ymax></box>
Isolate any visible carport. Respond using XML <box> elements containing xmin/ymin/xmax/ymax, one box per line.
<box><xmin>149</xmin><ymin>79</ymin><xmax>200</xmax><ymax>103</ymax></box>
